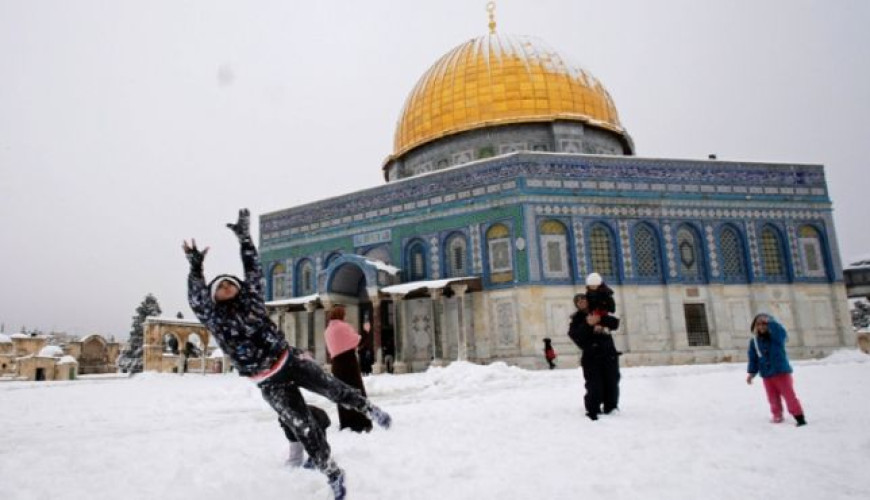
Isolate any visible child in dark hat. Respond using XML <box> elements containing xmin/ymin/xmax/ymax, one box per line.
<box><xmin>183</xmin><ymin>209</ymin><xmax>392</xmax><ymax>500</ymax></box>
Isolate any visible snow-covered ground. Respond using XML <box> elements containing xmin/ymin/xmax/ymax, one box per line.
<box><xmin>2</xmin><ymin>351</ymin><xmax>869</xmax><ymax>500</ymax></box>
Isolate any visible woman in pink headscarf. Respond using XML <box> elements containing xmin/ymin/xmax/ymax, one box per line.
<box><xmin>324</xmin><ymin>305</ymin><xmax>373</xmax><ymax>432</ymax></box>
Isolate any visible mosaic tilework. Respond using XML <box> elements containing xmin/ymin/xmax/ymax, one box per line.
<box><xmin>430</xmin><ymin>236</ymin><xmax>441</xmax><ymax>279</ymax></box>
<box><xmin>619</xmin><ymin>221</ymin><xmax>632</xmax><ymax>279</ymax></box>
<box><xmin>787</xmin><ymin>221</ymin><xmax>802</xmax><ymax>279</ymax></box>
<box><xmin>470</xmin><ymin>224</ymin><xmax>483</xmax><ymax>274</ymax></box>
<box><xmin>747</xmin><ymin>224</ymin><xmax>761</xmax><ymax>278</ymax></box>
<box><xmin>572</xmin><ymin>219</ymin><xmax>587</xmax><ymax>278</ymax></box>
<box><xmin>705</xmin><ymin>224</ymin><xmax>719</xmax><ymax>278</ymax></box>
<box><xmin>261</xmin><ymin>153</ymin><xmax>828</xmax><ymax>247</ymax></box>
<box><xmin>663</xmin><ymin>223</ymin><xmax>677</xmax><ymax>279</ymax></box>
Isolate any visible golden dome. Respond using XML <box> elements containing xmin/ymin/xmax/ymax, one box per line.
<box><xmin>391</xmin><ymin>33</ymin><xmax>627</xmax><ymax>159</ymax></box>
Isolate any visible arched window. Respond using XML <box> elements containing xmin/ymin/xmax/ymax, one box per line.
<box><xmin>445</xmin><ymin>233</ymin><xmax>468</xmax><ymax>278</ymax></box>
<box><xmin>271</xmin><ymin>263</ymin><xmax>287</xmax><ymax>300</ymax></box>
<box><xmin>540</xmin><ymin>220</ymin><xmax>570</xmax><ymax>279</ymax></box>
<box><xmin>588</xmin><ymin>224</ymin><xmax>617</xmax><ymax>279</ymax></box>
<box><xmin>407</xmin><ymin>240</ymin><xmax>427</xmax><ymax>281</ymax></box>
<box><xmin>760</xmin><ymin>226</ymin><xmax>788</xmax><ymax>280</ymax></box>
<box><xmin>719</xmin><ymin>225</ymin><xmax>748</xmax><ymax>281</ymax></box>
<box><xmin>486</xmin><ymin>223</ymin><xmax>513</xmax><ymax>283</ymax></box>
<box><xmin>297</xmin><ymin>259</ymin><xmax>316</xmax><ymax>296</ymax></box>
<box><xmin>676</xmin><ymin>225</ymin><xmax>704</xmax><ymax>282</ymax></box>
<box><xmin>798</xmin><ymin>225</ymin><xmax>826</xmax><ymax>278</ymax></box>
<box><xmin>633</xmin><ymin>223</ymin><xmax>663</xmax><ymax>281</ymax></box>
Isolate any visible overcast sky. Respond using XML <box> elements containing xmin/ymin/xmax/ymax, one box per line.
<box><xmin>1</xmin><ymin>0</ymin><xmax>868</xmax><ymax>339</ymax></box>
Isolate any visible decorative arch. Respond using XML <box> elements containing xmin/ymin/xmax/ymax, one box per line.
<box><xmin>324</xmin><ymin>251</ymin><xmax>343</xmax><ymax>268</ymax></box>
<box><xmin>632</xmin><ymin>222</ymin><xmax>663</xmax><ymax>282</ymax></box>
<box><xmin>324</xmin><ymin>254</ymin><xmax>383</xmax><ymax>299</ymax></box>
<box><xmin>676</xmin><ymin>223</ymin><xmax>706</xmax><ymax>283</ymax></box>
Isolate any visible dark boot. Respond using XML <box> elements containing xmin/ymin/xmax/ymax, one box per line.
<box><xmin>586</xmin><ymin>412</ymin><xmax>598</xmax><ymax>421</ymax></box>
<box><xmin>795</xmin><ymin>415</ymin><xmax>807</xmax><ymax>427</ymax></box>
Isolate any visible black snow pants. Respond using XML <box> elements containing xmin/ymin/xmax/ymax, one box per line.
<box><xmin>257</xmin><ymin>348</ymin><xmax>372</xmax><ymax>476</ymax></box>
<box><xmin>581</xmin><ymin>354</ymin><xmax>621</xmax><ymax>416</ymax></box>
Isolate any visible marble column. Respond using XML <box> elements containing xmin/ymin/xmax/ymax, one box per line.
<box><xmin>303</xmin><ymin>301</ymin><xmax>317</xmax><ymax>355</ymax></box>
<box><xmin>391</xmin><ymin>293</ymin><xmax>408</xmax><ymax>374</ymax></box>
<box><xmin>451</xmin><ymin>284</ymin><xmax>468</xmax><ymax>361</ymax></box>
<box><xmin>370</xmin><ymin>295</ymin><xmax>384</xmax><ymax>374</ymax></box>
<box><xmin>429</xmin><ymin>288</ymin><xmax>444</xmax><ymax>367</ymax></box>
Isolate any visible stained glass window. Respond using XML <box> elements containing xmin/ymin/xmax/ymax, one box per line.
<box><xmin>760</xmin><ymin>227</ymin><xmax>787</xmax><ymax>279</ymax></box>
<box><xmin>589</xmin><ymin>225</ymin><xmax>615</xmax><ymax>278</ymax></box>
<box><xmin>271</xmin><ymin>263</ymin><xmax>286</xmax><ymax>300</ymax></box>
<box><xmin>720</xmin><ymin>226</ymin><xmax>747</xmax><ymax>280</ymax></box>
<box><xmin>445</xmin><ymin>233</ymin><xmax>468</xmax><ymax>278</ymax></box>
<box><xmin>634</xmin><ymin>224</ymin><xmax>661</xmax><ymax>279</ymax></box>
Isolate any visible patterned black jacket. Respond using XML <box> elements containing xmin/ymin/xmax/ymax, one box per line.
<box><xmin>187</xmin><ymin>237</ymin><xmax>288</xmax><ymax>376</ymax></box>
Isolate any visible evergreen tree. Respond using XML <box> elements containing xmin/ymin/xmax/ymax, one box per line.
<box><xmin>852</xmin><ymin>300</ymin><xmax>870</xmax><ymax>330</ymax></box>
<box><xmin>119</xmin><ymin>294</ymin><xmax>162</xmax><ymax>373</ymax></box>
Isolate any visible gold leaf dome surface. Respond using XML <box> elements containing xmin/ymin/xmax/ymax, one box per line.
<box><xmin>392</xmin><ymin>33</ymin><xmax>626</xmax><ymax>158</ymax></box>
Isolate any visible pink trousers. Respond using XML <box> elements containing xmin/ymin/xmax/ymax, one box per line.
<box><xmin>762</xmin><ymin>373</ymin><xmax>804</xmax><ymax>419</ymax></box>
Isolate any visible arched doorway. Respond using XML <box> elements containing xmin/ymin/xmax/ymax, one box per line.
<box><xmin>324</xmin><ymin>254</ymin><xmax>397</xmax><ymax>373</ymax></box>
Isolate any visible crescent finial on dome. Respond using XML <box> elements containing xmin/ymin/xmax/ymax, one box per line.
<box><xmin>487</xmin><ymin>2</ymin><xmax>497</xmax><ymax>34</ymax></box>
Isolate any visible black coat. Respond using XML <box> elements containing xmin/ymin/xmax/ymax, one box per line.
<box><xmin>568</xmin><ymin>309</ymin><xmax>619</xmax><ymax>362</ymax></box>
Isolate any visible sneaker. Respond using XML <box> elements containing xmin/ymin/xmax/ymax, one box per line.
<box><xmin>771</xmin><ymin>416</ymin><xmax>784</xmax><ymax>424</ymax></box>
<box><xmin>328</xmin><ymin>470</ymin><xmax>346</xmax><ymax>500</ymax></box>
<box><xmin>369</xmin><ymin>405</ymin><xmax>392</xmax><ymax>430</ymax></box>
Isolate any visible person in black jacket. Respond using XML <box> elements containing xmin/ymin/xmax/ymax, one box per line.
<box><xmin>183</xmin><ymin>209</ymin><xmax>392</xmax><ymax>500</ymax></box>
<box><xmin>567</xmin><ymin>293</ymin><xmax>621</xmax><ymax>420</ymax></box>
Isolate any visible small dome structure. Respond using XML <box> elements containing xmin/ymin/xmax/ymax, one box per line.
<box><xmin>38</xmin><ymin>345</ymin><xmax>64</xmax><ymax>358</ymax></box>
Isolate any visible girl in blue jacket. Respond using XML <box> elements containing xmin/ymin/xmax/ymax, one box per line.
<box><xmin>746</xmin><ymin>314</ymin><xmax>807</xmax><ymax>426</ymax></box>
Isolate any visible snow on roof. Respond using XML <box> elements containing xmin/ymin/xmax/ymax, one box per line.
<box><xmin>267</xmin><ymin>293</ymin><xmax>319</xmax><ymax>307</ymax></box>
<box><xmin>144</xmin><ymin>316</ymin><xmax>203</xmax><ymax>326</ymax></box>
<box><xmin>365</xmin><ymin>259</ymin><xmax>400</xmax><ymax>275</ymax></box>
<box><xmin>11</xmin><ymin>333</ymin><xmax>28</xmax><ymax>339</ymax></box>
<box><xmin>845</xmin><ymin>254</ymin><xmax>870</xmax><ymax>270</ymax></box>
<box><xmin>38</xmin><ymin>345</ymin><xmax>64</xmax><ymax>358</ymax></box>
<box><xmin>209</xmin><ymin>348</ymin><xmax>224</xmax><ymax>359</ymax></box>
<box><xmin>58</xmin><ymin>355</ymin><xmax>78</xmax><ymax>364</ymax></box>
<box><xmin>0</xmin><ymin>333</ymin><xmax>11</xmax><ymax>343</ymax></box>
<box><xmin>381</xmin><ymin>277</ymin><xmax>477</xmax><ymax>296</ymax></box>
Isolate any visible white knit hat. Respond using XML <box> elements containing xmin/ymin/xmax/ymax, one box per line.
<box><xmin>209</xmin><ymin>275</ymin><xmax>241</xmax><ymax>301</ymax></box>
<box><xmin>586</xmin><ymin>272</ymin><xmax>603</xmax><ymax>287</ymax></box>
